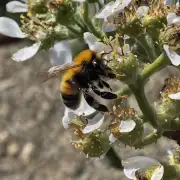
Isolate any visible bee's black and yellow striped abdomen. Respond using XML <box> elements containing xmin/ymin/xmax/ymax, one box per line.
<box><xmin>60</xmin><ymin>50</ymin><xmax>95</xmax><ymax>109</ymax></box>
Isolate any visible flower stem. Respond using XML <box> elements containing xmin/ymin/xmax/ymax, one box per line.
<box><xmin>105</xmin><ymin>147</ymin><xmax>123</xmax><ymax>169</ymax></box>
<box><xmin>129</xmin><ymin>75</ymin><xmax>158</xmax><ymax>128</ymax></box>
<box><xmin>141</xmin><ymin>53</ymin><xmax>169</xmax><ymax>82</ymax></box>
<box><xmin>83</xmin><ymin>2</ymin><xmax>103</xmax><ymax>39</ymax></box>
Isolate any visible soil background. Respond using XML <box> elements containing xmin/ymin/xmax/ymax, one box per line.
<box><xmin>0</xmin><ymin>39</ymin><xmax>178</xmax><ymax>180</ymax></box>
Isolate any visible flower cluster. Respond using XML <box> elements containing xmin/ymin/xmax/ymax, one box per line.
<box><xmin>1</xmin><ymin>0</ymin><xmax>180</xmax><ymax>179</ymax></box>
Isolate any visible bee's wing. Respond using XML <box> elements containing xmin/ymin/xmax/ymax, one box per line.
<box><xmin>39</xmin><ymin>63</ymin><xmax>81</xmax><ymax>82</ymax></box>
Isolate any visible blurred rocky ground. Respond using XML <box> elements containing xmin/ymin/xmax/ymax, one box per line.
<box><xmin>0</xmin><ymin>39</ymin><xmax>179</xmax><ymax>180</ymax></box>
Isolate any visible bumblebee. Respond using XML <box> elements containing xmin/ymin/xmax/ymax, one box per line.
<box><xmin>41</xmin><ymin>50</ymin><xmax>117</xmax><ymax>112</ymax></box>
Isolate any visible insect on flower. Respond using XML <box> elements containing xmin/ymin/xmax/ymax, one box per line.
<box><xmin>40</xmin><ymin>50</ymin><xmax>117</xmax><ymax>112</ymax></box>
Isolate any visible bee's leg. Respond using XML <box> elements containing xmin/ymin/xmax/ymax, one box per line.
<box><xmin>83</xmin><ymin>89</ymin><xmax>109</xmax><ymax>112</ymax></box>
<box><xmin>99</xmin><ymin>64</ymin><xmax>116</xmax><ymax>79</ymax></box>
<box><xmin>90</xmin><ymin>84</ymin><xmax>117</xmax><ymax>99</ymax></box>
<box><xmin>98</xmin><ymin>79</ymin><xmax>104</xmax><ymax>89</ymax></box>
<box><xmin>101</xmin><ymin>80</ymin><xmax>112</xmax><ymax>91</ymax></box>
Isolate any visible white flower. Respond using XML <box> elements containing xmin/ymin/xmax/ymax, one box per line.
<box><xmin>136</xmin><ymin>6</ymin><xmax>149</xmax><ymax>19</ymax></box>
<box><xmin>62</xmin><ymin>96</ymin><xmax>96</xmax><ymax>129</ymax></box>
<box><xmin>166</xmin><ymin>13</ymin><xmax>180</xmax><ymax>25</ymax></box>
<box><xmin>95</xmin><ymin>0</ymin><xmax>132</xmax><ymax>21</ymax></box>
<box><xmin>6</xmin><ymin>0</ymin><xmax>28</xmax><ymax>13</ymax></box>
<box><xmin>1</xmin><ymin>1</ymin><xmax>41</xmax><ymax>61</ymax></box>
<box><xmin>49</xmin><ymin>41</ymin><xmax>72</xmax><ymax>65</ymax></box>
<box><xmin>163</xmin><ymin>45</ymin><xmax>180</xmax><ymax>66</ymax></box>
<box><xmin>109</xmin><ymin>120</ymin><xmax>136</xmax><ymax>143</ymax></box>
<box><xmin>102</xmin><ymin>16</ymin><xmax>117</xmax><ymax>32</ymax></box>
<box><xmin>0</xmin><ymin>17</ymin><xmax>42</xmax><ymax>61</ymax></box>
<box><xmin>122</xmin><ymin>156</ymin><xmax>164</xmax><ymax>180</ymax></box>
<box><xmin>168</xmin><ymin>92</ymin><xmax>180</xmax><ymax>100</ymax></box>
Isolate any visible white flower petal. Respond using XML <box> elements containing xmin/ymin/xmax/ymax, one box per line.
<box><xmin>122</xmin><ymin>156</ymin><xmax>160</xmax><ymax>179</ymax></box>
<box><xmin>136</xmin><ymin>6</ymin><xmax>149</xmax><ymax>19</ymax></box>
<box><xmin>82</xmin><ymin>113</ymin><xmax>104</xmax><ymax>134</ymax></box>
<box><xmin>168</xmin><ymin>92</ymin><xmax>180</xmax><ymax>100</ymax></box>
<box><xmin>103</xmin><ymin>19</ymin><xmax>117</xmax><ymax>32</ymax></box>
<box><xmin>163</xmin><ymin>44</ymin><xmax>180</xmax><ymax>66</ymax></box>
<box><xmin>119</xmin><ymin>120</ymin><xmax>136</xmax><ymax>133</ymax></box>
<box><xmin>151</xmin><ymin>165</ymin><xmax>164</xmax><ymax>180</ymax></box>
<box><xmin>62</xmin><ymin>108</ymin><xmax>72</xmax><ymax>129</ymax></box>
<box><xmin>76</xmin><ymin>96</ymin><xmax>96</xmax><ymax>116</ymax></box>
<box><xmin>12</xmin><ymin>42</ymin><xmax>41</xmax><ymax>61</ymax></box>
<box><xmin>0</xmin><ymin>17</ymin><xmax>25</xmax><ymax>38</ymax></box>
<box><xmin>6</xmin><ymin>1</ymin><xmax>28</xmax><ymax>13</ymax></box>
<box><xmin>95</xmin><ymin>1</ymin><xmax>115</xmax><ymax>20</ymax></box>
<box><xmin>49</xmin><ymin>41</ymin><xmax>72</xmax><ymax>66</ymax></box>
<box><xmin>167</xmin><ymin>12</ymin><xmax>180</xmax><ymax>25</ymax></box>
<box><xmin>123</xmin><ymin>168</ymin><xmax>139</xmax><ymax>179</ymax></box>
<box><xmin>172</xmin><ymin>16</ymin><xmax>180</xmax><ymax>25</ymax></box>
<box><xmin>167</xmin><ymin>13</ymin><xmax>177</xmax><ymax>25</ymax></box>
<box><xmin>84</xmin><ymin>32</ymin><xmax>97</xmax><ymax>45</ymax></box>
<box><xmin>109</xmin><ymin>133</ymin><xmax>117</xmax><ymax>143</ymax></box>
<box><xmin>83</xmin><ymin>32</ymin><xmax>105</xmax><ymax>52</ymax></box>
<box><xmin>96</xmin><ymin>0</ymin><xmax>132</xmax><ymax>20</ymax></box>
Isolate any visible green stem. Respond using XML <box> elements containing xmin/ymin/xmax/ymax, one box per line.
<box><xmin>129</xmin><ymin>75</ymin><xmax>158</xmax><ymax>128</ymax></box>
<box><xmin>105</xmin><ymin>147</ymin><xmax>123</xmax><ymax>169</ymax></box>
<box><xmin>83</xmin><ymin>2</ymin><xmax>103</xmax><ymax>39</ymax></box>
<box><xmin>73</xmin><ymin>18</ymin><xmax>88</xmax><ymax>32</ymax></box>
<box><xmin>141</xmin><ymin>53</ymin><xmax>169</xmax><ymax>82</ymax></box>
<box><xmin>117</xmin><ymin>53</ymin><xmax>169</xmax><ymax>96</ymax></box>
<box><xmin>66</xmin><ymin>25</ymin><xmax>83</xmax><ymax>36</ymax></box>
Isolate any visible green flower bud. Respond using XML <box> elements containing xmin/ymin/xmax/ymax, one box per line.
<box><xmin>142</xmin><ymin>15</ymin><xmax>166</xmax><ymax>41</ymax></box>
<box><xmin>159</xmin><ymin>26</ymin><xmax>180</xmax><ymax>51</ymax></box>
<box><xmin>109</xmin><ymin>52</ymin><xmax>137</xmax><ymax>84</ymax></box>
<box><xmin>119</xmin><ymin>18</ymin><xmax>144</xmax><ymax>37</ymax></box>
<box><xmin>28</xmin><ymin>0</ymin><xmax>48</xmax><ymax>14</ymax></box>
<box><xmin>71</xmin><ymin>130</ymin><xmax>111</xmax><ymax>157</ymax></box>
<box><xmin>51</xmin><ymin>0</ymin><xmax>75</xmax><ymax>26</ymax></box>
